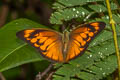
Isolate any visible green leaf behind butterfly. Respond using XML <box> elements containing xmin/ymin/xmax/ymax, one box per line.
<box><xmin>0</xmin><ymin>19</ymin><xmax>47</xmax><ymax>72</ymax></box>
<box><xmin>50</xmin><ymin>0</ymin><xmax>118</xmax><ymax>24</ymax></box>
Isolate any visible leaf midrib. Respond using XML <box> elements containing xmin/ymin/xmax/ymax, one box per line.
<box><xmin>0</xmin><ymin>43</ymin><xmax>27</xmax><ymax>64</ymax></box>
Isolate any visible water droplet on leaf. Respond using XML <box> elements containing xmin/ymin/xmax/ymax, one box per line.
<box><xmin>105</xmin><ymin>48</ymin><xmax>108</xmax><ymax>50</ymax></box>
<box><xmin>73</xmin><ymin>8</ymin><xmax>76</xmax><ymax>11</ymax></box>
<box><xmin>89</xmin><ymin>55</ymin><xmax>92</xmax><ymax>57</ymax></box>
<box><xmin>103</xmin><ymin>72</ymin><xmax>106</xmax><ymax>75</ymax></box>
<box><xmin>75</xmin><ymin>14</ymin><xmax>78</xmax><ymax>17</ymax></box>
<box><xmin>82</xmin><ymin>12</ymin><xmax>85</xmax><ymax>16</ymax></box>
<box><xmin>100</xmin><ymin>68</ymin><xmax>103</xmax><ymax>70</ymax></box>
<box><xmin>99</xmin><ymin>8</ymin><xmax>102</xmax><ymax>12</ymax></box>
<box><xmin>76</xmin><ymin>11</ymin><xmax>79</xmax><ymax>14</ymax></box>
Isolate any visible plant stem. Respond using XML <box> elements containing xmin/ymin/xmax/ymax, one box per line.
<box><xmin>106</xmin><ymin>0</ymin><xmax>120</xmax><ymax>80</ymax></box>
<box><xmin>0</xmin><ymin>72</ymin><xmax>6</xmax><ymax>80</ymax></box>
<box><xmin>35</xmin><ymin>63</ymin><xmax>53</xmax><ymax>80</ymax></box>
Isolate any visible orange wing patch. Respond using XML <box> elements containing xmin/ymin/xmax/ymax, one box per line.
<box><xmin>90</xmin><ymin>22</ymin><xmax>100</xmax><ymax>30</ymax></box>
<box><xmin>16</xmin><ymin>29</ymin><xmax>64</xmax><ymax>62</ymax></box>
<box><xmin>65</xmin><ymin>22</ymin><xmax>105</xmax><ymax>62</ymax></box>
<box><xmin>16</xmin><ymin>22</ymin><xmax>105</xmax><ymax>62</ymax></box>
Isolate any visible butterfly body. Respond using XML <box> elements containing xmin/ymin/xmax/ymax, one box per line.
<box><xmin>16</xmin><ymin>22</ymin><xmax>106</xmax><ymax>62</ymax></box>
<box><xmin>62</xmin><ymin>30</ymin><xmax>70</xmax><ymax>58</ymax></box>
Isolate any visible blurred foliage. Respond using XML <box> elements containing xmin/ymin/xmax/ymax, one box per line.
<box><xmin>0</xmin><ymin>0</ymin><xmax>120</xmax><ymax>80</ymax></box>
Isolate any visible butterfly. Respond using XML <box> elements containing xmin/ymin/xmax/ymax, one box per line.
<box><xmin>16</xmin><ymin>22</ymin><xmax>106</xmax><ymax>63</ymax></box>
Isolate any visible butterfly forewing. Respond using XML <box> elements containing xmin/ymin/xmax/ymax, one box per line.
<box><xmin>65</xmin><ymin>22</ymin><xmax>106</xmax><ymax>61</ymax></box>
<box><xmin>16</xmin><ymin>29</ymin><xmax>64</xmax><ymax>62</ymax></box>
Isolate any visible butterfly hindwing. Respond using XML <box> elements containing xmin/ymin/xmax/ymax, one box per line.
<box><xmin>65</xmin><ymin>22</ymin><xmax>106</xmax><ymax>61</ymax></box>
<box><xmin>16</xmin><ymin>29</ymin><xmax>64</xmax><ymax>62</ymax></box>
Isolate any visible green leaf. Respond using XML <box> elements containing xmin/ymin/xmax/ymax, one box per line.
<box><xmin>53</xmin><ymin>75</ymin><xmax>70</xmax><ymax>80</ymax></box>
<box><xmin>89</xmin><ymin>4</ymin><xmax>107</xmax><ymax>13</ymax></box>
<box><xmin>53</xmin><ymin>0</ymin><xmax>104</xmax><ymax>8</ymax></box>
<box><xmin>110</xmin><ymin>2</ymin><xmax>118</xmax><ymax>11</ymax></box>
<box><xmin>53</xmin><ymin>3</ymin><xmax>65</xmax><ymax>9</ymax></box>
<box><xmin>89</xmin><ymin>3</ymin><xmax>118</xmax><ymax>13</ymax></box>
<box><xmin>89</xmin><ymin>30</ymin><xmax>113</xmax><ymax>47</ymax></box>
<box><xmin>51</xmin><ymin>0</ymin><xmax>118</xmax><ymax>24</ymax></box>
<box><xmin>51</xmin><ymin>0</ymin><xmax>106</xmax><ymax>24</ymax></box>
<box><xmin>50</xmin><ymin>7</ymin><xmax>89</xmax><ymax>24</ymax></box>
<box><xmin>86</xmin><ymin>55</ymin><xmax>117</xmax><ymax>80</ymax></box>
<box><xmin>0</xmin><ymin>18</ymin><xmax>47</xmax><ymax>72</ymax></box>
<box><xmin>2</xmin><ymin>67</ymin><xmax>21</xmax><ymax>80</ymax></box>
<box><xmin>113</xmin><ymin>14</ymin><xmax>120</xmax><ymax>24</ymax></box>
<box><xmin>75</xmin><ymin>55</ymin><xmax>117</xmax><ymax>80</ymax></box>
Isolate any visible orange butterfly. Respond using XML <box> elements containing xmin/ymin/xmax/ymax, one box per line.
<box><xmin>16</xmin><ymin>22</ymin><xmax>106</xmax><ymax>62</ymax></box>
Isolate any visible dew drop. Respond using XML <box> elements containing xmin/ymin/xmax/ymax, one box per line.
<box><xmin>73</xmin><ymin>8</ymin><xmax>76</xmax><ymax>11</ymax></box>
<box><xmin>106</xmin><ymin>16</ymin><xmax>109</xmax><ymax>19</ymax></box>
<box><xmin>98</xmin><ymin>52</ymin><xmax>104</xmax><ymax>58</ymax></box>
<box><xmin>76</xmin><ymin>11</ymin><xmax>79</xmax><ymax>14</ymax></box>
<box><xmin>75</xmin><ymin>14</ymin><xmax>78</xmax><ymax>17</ymax></box>
<box><xmin>89</xmin><ymin>55</ymin><xmax>92</xmax><ymax>57</ymax></box>
<box><xmin>67</xmin><ymin>16</ymin><xmax>70</xmax><ymax>19</ymax></box>
<box><xmin>82</xmin><ymin>12</ymin><xmax>85</xmax><ymax>16</ymax></box>
<box><xmin>100</xmin><ymin>55</ymin><xmax>103</xmax><ymax>58</ymax></box>
<box><xmin>108</xmin><ymin>67</ymin><xmax>110</xmax><ymax>70</ymax></box>
<box><xmin>103</xmin><ymin>72</ymin><xmax>106</xmax><ymax>75</ymax></box>
<box><xmin>87</xmin><ymin>0</ymin><xmax>91</xmax><ymax>2</ymax></box>
<box><xmin>101</xmin><ymin>39</ymin><xmax>104</xmax><ymax>41</ymax></box>
<box><xmin>76</xmin><ymin>64</ymin><xmax>80</xmax><ymax>67</ymax></box>
<box><xmin>89</xmin><ymin>70</ymin><xmax>92</xmax><ymax>72</ymax></box>
<box><xmin>99</xmin><ymin>8</ymin><xmax>102</xmax><ymax>12</ymax></box>
<box><xmin>98</xmin><ymin>52</ymin><xmax>102</xmax><ymax>55</ymax></box>
<box><xmin>105</xmin><ymin>48</ymin><xmax>108</xmax><ymax>50</ymax></box>
<box><xmin>69</xmin><ymin>4</ymin><xmax>72</xmax><ymax>6</ymax></box>
<box><xmin>93</xmin><ymin>42</ymin><xmax>96</xmax><ymax>45</ymax></box>
<box><xmin>100</xmin><ymin>68</ymin><xmax>103</xmax><ymax>70</ymax></box>
<box><xmin>72</xmin><ymin>14</ymin><xmax>75</xmax><ymax>17</ymax></box>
